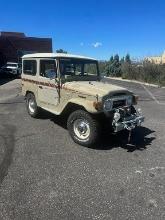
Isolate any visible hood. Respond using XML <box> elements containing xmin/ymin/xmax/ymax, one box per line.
<box><xmin>6</xmin><ymin>66</ymin><xmax>17</xmax><ymax>69</ymax></box>
<box><xmin>63</xmin><ymin>81</ymin><xmax>132</xmax><ymax>97</ymax></box>
<box><xmin>2</xmin><ymin>66</ymin><xmax>17</xmax><ymax>70</ymax></box>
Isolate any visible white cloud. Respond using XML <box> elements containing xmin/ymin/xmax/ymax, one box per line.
<box><xmin>80</xmin><ymin>42</ymin><xmax>84</xmax><ymax>46</ymax></box>
<box><xmin>92</xmin><ymin>42</ymin><xmax>102</xmax><ymax>48</ymax></box>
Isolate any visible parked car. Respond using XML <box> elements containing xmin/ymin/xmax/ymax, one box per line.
<box><xmin>0</xmin><ymin>62</ymin><xmax>22</xmax><ymax>77</ymax></box>
<box><xmin>22</xmin><ymin>53</ymin><xmax>144</xmax><ymax>146</ymax></box>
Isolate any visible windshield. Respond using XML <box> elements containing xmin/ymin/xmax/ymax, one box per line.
<box><xmin>59</xmin><ymin>58</ymin><xmax>99</xmax><ymax>77</ymax></box>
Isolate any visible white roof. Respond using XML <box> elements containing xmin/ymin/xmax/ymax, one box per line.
<box><xmin>22</xmin><ymin>53</ymin><xmax>97</xmax><ymax>61</ymax></box>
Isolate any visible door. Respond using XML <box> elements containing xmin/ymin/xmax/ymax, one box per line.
<box><xmin>38</xmin><ymin>59</ymin><xmax>59</xmax><ymax>107</ymax></box>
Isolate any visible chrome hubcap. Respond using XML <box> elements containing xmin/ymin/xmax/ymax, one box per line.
<box><xmin>28</xmin><ymin>99</ymin><xmax>35</xmax><ymax>113</ymax></box>
<box><xmin>73</xmin><ymin>119</ymin><xmax>90</xmax><ymax>140</ymax></box>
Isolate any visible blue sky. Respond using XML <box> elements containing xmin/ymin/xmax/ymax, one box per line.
<box><xmin>0</xmin><ymin>0</ymin><xmax>165</xmax><ymax>60</ymax></box>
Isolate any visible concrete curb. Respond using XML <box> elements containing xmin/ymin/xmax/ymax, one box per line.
<box><xmin>106</xmin><ymin>77</ymin><xmax>165</xmax><ymax>89</ymax></box>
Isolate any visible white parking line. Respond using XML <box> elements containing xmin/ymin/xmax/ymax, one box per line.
<box><xmin>141</xmin><ymin>84</ymin><xmax>165</xmax><ymax>105</ymax></box>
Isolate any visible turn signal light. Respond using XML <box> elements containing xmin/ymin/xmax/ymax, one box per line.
<box><xmin>93</xmin><ymin>101</ymin><xmax>102</xmax><ymax>110</ymax></box>
<box><xmin>133</xmin><ymin>95</ymin><xmax>139</xmax><ymax>105</ymax></box>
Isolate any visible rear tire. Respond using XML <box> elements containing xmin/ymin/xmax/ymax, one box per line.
<box><xmin>26</xmin><ymin>93</ymin><xmax>41</xmax><ymax>118</ymax></box>
<box><xmin>67</xmin><ymin>110</ymin><xmax>99</xmax><ymax>147</ymax></box>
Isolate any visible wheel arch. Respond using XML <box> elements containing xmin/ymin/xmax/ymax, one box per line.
<box><xmin>25</xmin><ymin>90</ymin><xmax>34</xmax><ymax>97</ymax></box>
<box><xmin>61</xmin><ymin>102</ymin><xmax>86</xmax><ymax>117</ymax></box>
<box><xmin>61</xmin><ymin>98</ymin><xmax>98</xmax><ymax>116</ymax></box>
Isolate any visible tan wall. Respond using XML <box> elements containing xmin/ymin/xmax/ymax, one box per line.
<box><xmin>146</xmin><ymin>52</ymin><xmax>165</xmax><ymax>64</ymax></box>
<box><xmin>162</xmin><ymin>54</ymin><xmax>165</xmax><ymax>64</ymax></box>
<box><xmin>146</xmin><ymin>56</ymin><xmax>162</xmax><ymax>64</ymax></box>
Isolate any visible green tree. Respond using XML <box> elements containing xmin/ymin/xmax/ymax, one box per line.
<box><xmin>121</xmin><ymin>54</ymin><xmax>132</xmax><ymax>78</ymax></box>
<box><xmin>105</xmin><ymin>54</ymin><xmax>122</xmax><ymax>77</ymax></box>
<box><xmin>110</xmin><ymin>56</ymin><xmax>114</xmax><ymax>63</ymax></box>
<box><xmin>114</xmin><ymin>54</ymin><xmax>120</xmax><ymax>63</ymax></box>
<box><xmin>113</xmin><ymin>54</ymin><xmax>121</xmax><ymax>76</ymax></box>
<box><xmin>56</xmin><ymin>49</ymin><xmax>68</xmax><ymax>54</ymax></box>
<box><xmin>120</xmin><ymin>57</ymin><xmax>125</xmax><ymax>64</ymax></box>
<box><xmin>107</xmin><ymin>56</ymin><xmax>114</xmax><ymax>76</ymax></box>
<box><xmin>125</xmin><ymin>54</ymin><xmax>131</xmax><ymax>64</ymax></box>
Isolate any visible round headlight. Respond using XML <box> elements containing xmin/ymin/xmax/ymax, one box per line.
<box><xmin>127</xmin><ymin>96</ymin><xmax>132</xmax><ymax>106</ymax></box>
<box><xmin>103</xmin><ymin>99</ymin><xmax>113</xmax><ymax>111</ymax></box>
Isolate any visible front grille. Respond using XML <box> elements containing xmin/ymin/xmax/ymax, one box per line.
<box><xmin>4</xmin><ymin>68</ymin><xmax>12</xmax><ymax>72</ymax></box>
<box><xmin>113</xmin><ymin>99</ymin><xmax>126</xmax><ymax>108</ymax></box>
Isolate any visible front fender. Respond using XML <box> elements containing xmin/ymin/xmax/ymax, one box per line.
<box><xmin>67</xmin><ymin>98</ymin><xmax>98</xmax><ymax>113</ymax></box>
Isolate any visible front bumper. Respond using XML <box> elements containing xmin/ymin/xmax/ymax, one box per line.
<box><xmin>111</xmin><ymin>106</ymin><xmax>145</xmax><ymax>132</ymax></box>
<box><xmin>113</xmin><ymin>115</ymin><xmax>144</xmax><ymax>132</ymax></box>
<box><xmin>2</xmin><ymin>69</ymin><xmax>17</xmax><ymax>75</ymax></box>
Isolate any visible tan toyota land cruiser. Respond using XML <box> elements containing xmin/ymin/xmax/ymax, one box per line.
<box><xmin>22</xmin><ymin>53</ymin><xmax>144</xmax><ymax>146</ymax></box>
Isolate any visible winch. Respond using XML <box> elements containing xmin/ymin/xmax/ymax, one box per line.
<box><xmin>112</xmin><ymin>107</ymin><xmax>144</xmax><ymax>142</ymax></box>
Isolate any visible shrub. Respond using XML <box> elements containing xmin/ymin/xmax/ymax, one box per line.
<box><xmin>121</xmin><ymin>62</ymin><xmax>165</xmax><ymax>86</ymax></box>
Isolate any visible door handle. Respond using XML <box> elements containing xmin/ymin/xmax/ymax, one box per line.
<box><xmin>39</xmin><ymin>85</ymin><xmax>43</xmax><ymax>89</ymax></box>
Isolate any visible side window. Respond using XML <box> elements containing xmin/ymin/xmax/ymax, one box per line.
<box><xmin>40</xmin><ymin>60</ymin><xmax>57</xmax><ymax>78</ymax></box>
<box><xmin>23</xmin><ymin>60</ymin><xmax>37</xmax><ymax>75</ymax></box>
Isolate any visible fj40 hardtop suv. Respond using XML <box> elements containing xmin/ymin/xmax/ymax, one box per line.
<box><xmin>22</xmin><ymin>53</ymin><xmax>144</xmax><ymax>146</ymax></box>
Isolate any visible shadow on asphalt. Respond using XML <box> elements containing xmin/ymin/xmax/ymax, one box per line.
<box><xmin>38</xmin><ymin>111</ymin><xmax>68</xmax><ymax>129</ymax></box>
<box><xmin>0</xmin><ymin>124</ymin><xmax>16</xmax><ymax>186</ymax></box>
<box><xmin>38</xmin><ymin>111</ymin><xmax>155</xmax><ymax>152</ymax></box>
<box><xmin>94</xmin><ymin>127</ymin><xmax>155</xmax><ymax>152</ymax></box>
<box><xmin>0</xmin><ymin>75</ymin><xmax>16</xmax><ymax>86</ymax></box>
<box><xmin>0</xmin><ymin>101</ymin><xmax>24</xmax><ymax>105</ymax></box>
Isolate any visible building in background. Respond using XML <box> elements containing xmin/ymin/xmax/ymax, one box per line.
<box><xmin>145</xmin><ymin>51</ymin><xmax>165</xmax><ymax>64</ymax></box>
<box><xmin>0</xmin><ymin>32</ymin><xmax>52</xmax><ymax>67</ymax></box>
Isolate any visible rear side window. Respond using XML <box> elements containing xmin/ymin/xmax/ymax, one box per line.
<box><xmin>23</xmin><ymin>60</ymin><xmax>37</xmax><ymax>75</ymax></box>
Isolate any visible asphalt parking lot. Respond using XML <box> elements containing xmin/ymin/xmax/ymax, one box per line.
<box><xmin>0</xmin><ymin>78</ymin><xmax>165</xmax><ymax>220</ymax></box>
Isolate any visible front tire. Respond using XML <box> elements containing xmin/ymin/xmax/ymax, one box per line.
<box><xmin>67</xmin><ymin>110</ymin><xmax>99</xmax><ymax>147</ymax></box>
<box><xmin>26</xmin><ymin>93</ymin><xmax>41</xmax><ymax>118</ymax></box>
